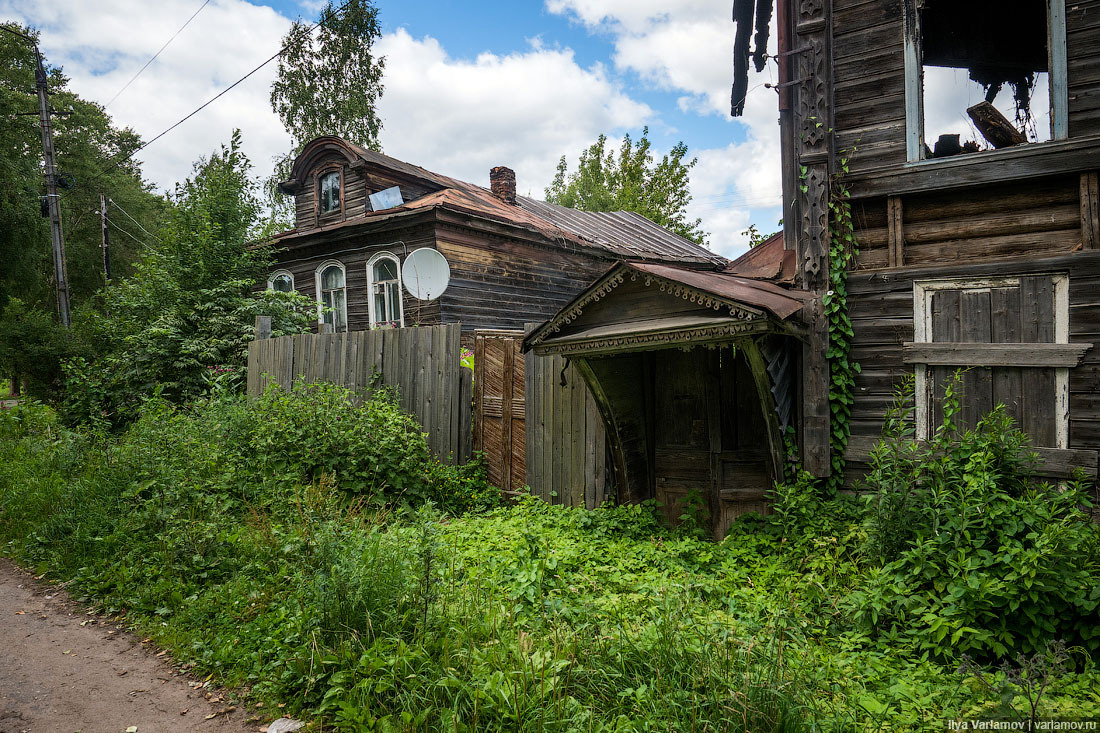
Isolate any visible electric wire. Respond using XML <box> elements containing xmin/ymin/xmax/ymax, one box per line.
<box><xmin>109</xmin><ymin>198</ymin><xmax>159</xmax><ymax>241</ymax></box>
<box><xmin>104</xmin><ymin>0</ymin><xmax>212</xmax><ymax>108</ymax></box>
<box><xmin>107</xmin><ymin>217</ymin><xmax>158</xmax><ymax>250</ymax></box>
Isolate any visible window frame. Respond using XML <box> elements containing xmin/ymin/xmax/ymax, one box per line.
<box><xmin>315</xmin><ymin>164</ymin><xmax>344</xmax><ymax>221</ymax></box>
<box><xmin>367</xmin><ymin>252</ymin><xmax>404</xmax><ymax>329</ymax></box>
<box><xmin>911</xmin><ymin>274</ymin><xmax>1070</xmax><ymax>447</ymax></box>
<box><xmin>315</xmin><ymin>260</ymin><xmax>349</xmax><ymax>333</ymax></box>
<box><xmin>267</xmin><ymin>269</ymin><xmax>295</xmax><ymax>293</ymax></box>
<box><xmin>903</xmin><ymin>0</ymin><xmax>1069</xmax><ymax>163</ymax></box>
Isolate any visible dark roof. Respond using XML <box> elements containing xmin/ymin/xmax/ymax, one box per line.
<box><xmin>625</xmin><ymin>261</ymin><xmax>810</xmax><ymax>320</ymax></box>
<box><xmin>524</xmin><ymin>259</ymin><xmax>812</xmax><ymax>354</ymax></box>
<box><xmin>274</xmin><ymin>137</ymin><xmax>726</xmax><ymax>267</ymax></box>
<box><xmin>723</xmin><ymin>231</ymin><xmax>796</xmax><ymax>284</ymax></box>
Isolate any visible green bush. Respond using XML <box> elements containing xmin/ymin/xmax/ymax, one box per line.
<box><xmin>851</xmin><ymin>377</ymin><xmax>1100</xmax><ymax>659</ymax></box>
<box><xmin>0</xmin><ymin>298</ymin><xmax>75</xmax><ymax>400</ymax></box>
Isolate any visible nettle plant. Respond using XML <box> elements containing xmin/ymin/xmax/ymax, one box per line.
<box><xmin>851</xmin><ymin>376</ymin><xmax>1100</xmax><ymax>660</ymax></box>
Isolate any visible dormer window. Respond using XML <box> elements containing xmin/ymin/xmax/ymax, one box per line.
<box><xmin>319</xmin><ymin>170</ymin><xmax>341</xmax><ymax>214</ymax></box>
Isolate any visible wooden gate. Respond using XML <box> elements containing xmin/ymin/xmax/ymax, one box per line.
<box><xmin>473</xmin><ymin>330</ymin><xmax>527</xmax><ymax>493</ymax></box>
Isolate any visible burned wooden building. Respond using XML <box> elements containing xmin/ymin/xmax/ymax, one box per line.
<box><xmin>528</xmin><ymin>0</ymin><xmax>1100</xmax><ymax>536</ymax></box>
<box><xmin>264</xmin><ymin>136</ymin><xmax>724</xmax><ymax>337</ymax></box>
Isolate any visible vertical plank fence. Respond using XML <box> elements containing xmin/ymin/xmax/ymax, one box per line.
<box><xmin>247</xmin><ymin>322</ymin><xmax>472</xmax><ymax>464</ymax></box>
<box><xmin>473</xmin><ymin>329</ymin><xmax>610</xmax><ymax>507</ymax></box>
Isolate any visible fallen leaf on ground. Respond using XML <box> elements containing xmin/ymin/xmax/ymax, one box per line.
<box><xmin>15</xmin><ymin>610</ymin><xmax>24</xmax><ymax>615</ymax></box>
<box><xmin>155</xmin><ymin>650</ymin><xmax>167</xmax><ymax>657</ymax></box>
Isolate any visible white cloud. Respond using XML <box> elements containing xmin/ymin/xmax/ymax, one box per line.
<box><xmin>375</xmin><ymin>29</ymin><xmax>652</xmax><ymax>196</ymax></box>
<box><xmin>1</xmin><ymin>0</ymin><xmax>294</xmax><ymax>194</ymax></box>
<box><xmin>548</xmin><ymin>0</ymin><xmax>783</xmax><ymax>256</ymax></box>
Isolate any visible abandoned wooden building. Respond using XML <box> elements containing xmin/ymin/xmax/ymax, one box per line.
<box><xmin>527</xmin><ymin>0</ymin><xmax>1100</xmax><ymax>536</ymax></box>
<box><xmin>264</xmin><ymin>136</ymin><xmax>725</xmax><ymax>337</ymax></box>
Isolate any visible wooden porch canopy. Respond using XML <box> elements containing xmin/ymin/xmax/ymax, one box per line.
<box><xmin>523</xmin><ymin>261</ymin><xmax>812</xmax><ymax>356</ymax></box>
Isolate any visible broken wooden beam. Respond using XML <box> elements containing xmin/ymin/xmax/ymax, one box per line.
<box><xmin>967</xmin><ymin>101</ymin><xmax>1027</xmax><ymax>149</ymax></box>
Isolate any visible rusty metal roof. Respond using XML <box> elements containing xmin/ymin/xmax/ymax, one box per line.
<box><xmin>273</xmin><ymin>137</ymin><xmax>727</xmax><ymax>266</ymax></box>
<box><xmin>516</xmin><ymin>198</ymin><xmax>725</xmax><ymax>266</ymax></box>
<box><xmin>723</xmin><ymin>231</ymin><xmax>796</xmax><ymax>284</ymax></box>
<box><xmin>625</xmin><ymin>261</ymin><xmax>811</xmax><ymax>320</ymax></box>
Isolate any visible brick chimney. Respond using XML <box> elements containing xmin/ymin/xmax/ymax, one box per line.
<box><xmin>490</xmin><ymin>166</ymin><xmax>517</xmax><ymax>205</ymax></box>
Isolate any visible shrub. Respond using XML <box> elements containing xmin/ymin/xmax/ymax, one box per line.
<box><xmin>851</xmin><ymin>376</ymin><xmax>1100</xmax><ymax>659</ymax></box>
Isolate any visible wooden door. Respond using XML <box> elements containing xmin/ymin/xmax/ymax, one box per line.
<box><xmin>473</xmin><ymin>330</ymin><xmax>526</xmax><ymax>493</ymax></box>
<box><xmin>653</xmin><ymin>347</ymin><xmax>774</xmax><ymax>538</ymax></box>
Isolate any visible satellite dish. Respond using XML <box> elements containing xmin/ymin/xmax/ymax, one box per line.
<box><xmin>402</xmin><ymin>248</ymin><xmax>450</xmax><ymax>301</ymax></box>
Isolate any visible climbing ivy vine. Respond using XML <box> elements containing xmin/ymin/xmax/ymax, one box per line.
<box><xmin>824</xmin><ymin>150</ymin><xmax>860</xmax><ymax>495</ymax></box>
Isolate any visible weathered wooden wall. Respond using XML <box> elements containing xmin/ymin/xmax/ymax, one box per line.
<box><xmin>832</xmin><ymin>0</ymin><xmax>906</xmax><ymax>176</ymax></box>
<box><xmin>246</xmin><ymin>323</ymin><xmax>472</xmax><ymax>464</ymax></box>
<box><xmin>269</xmin><ymin>222</ymin><xmax>442</xmax><ymax>333</ymax></box>
<box><xmin>435</xmin><ymin>220</ymin><xmax>612</xmax><ymax>333</ymax></box>
<box><xmin>524</xmin><ymin>351</ymin><xmax>610</xmax><ymax>508</ymax></box>
<box><xmin>1068</xmin><ymin>0</ymin><xmax>1100</xmax><ymax>138</ymax></box>
<box><xmin>843</xmin><ymin>252</ymin><xmax>1100</xmax><ymax>484</ymax></box>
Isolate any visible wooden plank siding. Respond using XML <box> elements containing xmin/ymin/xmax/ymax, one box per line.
<box><xmin>1068</xmin><ymin>0</ymin><xmax>1100</xmax><ymax>138</ymax></box>
<box><xmin>843</xmin><ymin>252</ymin><xmax>1100</xmax><ymax>480</ymax></box>
<box><xmin>832</xmin><ymin>0</ymin><xmax>906</xmax><ymax>175</ymax></box>
<box><xmin>246</xmin><ymin>324</ymin><xmax>471</xmax><ymax>464</ymax></box>
<box><xmin>524</xmin><ymin>351</ymin><xmax>610</xmax><ymax>508</ymax></box>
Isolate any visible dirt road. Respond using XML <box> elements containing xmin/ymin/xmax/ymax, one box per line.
<box><xmin>0</xmin><ymin>558</ymin><xmax>267</xmax><ymax>733</ymax></box>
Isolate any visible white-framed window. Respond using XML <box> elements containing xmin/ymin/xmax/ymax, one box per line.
<box><xmin>315</xmin><ymin>260</ymin><xmax>348</xmax><ymax>332</ymax></box>
<box><xmin>367</xmin><ymin>252</ymin><xmax>403</xmax><ymax>328</ymax></box>
<box><xmin>909</xmin><ymin>274</ymin><xmax>1071</xmax><ymax>448</ymax></box>
<box><xmin>319</xmin><ymin>170</ymin><xmax>341</xmax><ymax>214</ymax></box>
<box><xmin>903</xmin><ymin>0</ymin><xmax>1068</xmax><ymax>162</ymax></box>
<box><xmin>268</xmin><ymin>269</ymin><xmax>295</xmax><ymax>293</ymax></box>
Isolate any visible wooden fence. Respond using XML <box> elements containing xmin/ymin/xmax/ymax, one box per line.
<box><xmin>473</xmin><ymin>329</ymin><xmax>610</xmax><ymax>507</ymax></box>
<box><xmin>247</xmin><ymin>323</ymin><xmax>472</xmax><ymax>463</ymax></box>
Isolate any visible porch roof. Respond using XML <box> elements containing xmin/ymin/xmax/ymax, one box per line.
<box><xmin>523</xmin><ymin>260</ymin><xmax>813</xmax><ymax>356</ymax></box>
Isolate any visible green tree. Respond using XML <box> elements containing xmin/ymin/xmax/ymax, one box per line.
<box><xmin>64</xmin><ymin>132</ymin><xmax>314</xmax><ymax>425</ymax></box>
<box><xmin>267</xmin><ymin>0</ymin><xmax>386</xmax><ymax>224</ymax></box>
<box><xmin>0</xmin><ymin>22</ymin><xmax>167</xmax><ymax>313</ymax></box>
<box><xmin>545</xmin><ymin>127</ymin><xmax>707</xmax><ymax>244</ymax></box>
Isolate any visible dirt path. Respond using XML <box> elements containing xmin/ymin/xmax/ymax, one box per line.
<box><xmin>0</xmin><ymin>558</ymin><xmax>270</xmax><ymax>733</ymax></box>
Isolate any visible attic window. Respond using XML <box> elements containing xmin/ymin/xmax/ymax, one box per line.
<box><xmin>905</xmin><ymin>0</ymin><xmax>1068</xmax><ymax>161</ymax></box>
<box><xmin>319</xmin><ymin>170</ymin><xmax>341</xmax><ymax>214</ymax></box>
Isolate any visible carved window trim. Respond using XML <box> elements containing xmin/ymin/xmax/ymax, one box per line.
<box><xmin>367</xmin><ymin>252</ymin><xmax>404</xmax><ymax>329</ymax></box>
<box><xmin>315</xmin><ymin>260</ymin><xmax>348</xmax><ymax>333</ymax></box>
<box><xmin>903</xmin><ymin>0</ymin><xmax>1068</xmax><ymax>163</ymax></box>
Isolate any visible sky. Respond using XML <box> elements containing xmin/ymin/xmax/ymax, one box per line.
<box><xmin>1</xmin><ymin>0</ymin><xmax>784</xmax><ymax>259</ymax></box>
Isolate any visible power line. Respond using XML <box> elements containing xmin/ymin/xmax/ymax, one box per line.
<box><xmin>107</xmin><ymin>217</ymin><xmax>158</xmax><ymax>251</ymax></box>
<box><xmin>104</xmin><ymin>0</ymin><xmax>212</xmax><ymax>108</ymax></box>
<box><xmin>109</xmin><ymin>198</ymin><xmax>159</xmax><ymax>241</ymax></box>
<box><xmin>81</xmin><ymin>1</ymin><xmax>351</xmax><ymax>191</ymax></box>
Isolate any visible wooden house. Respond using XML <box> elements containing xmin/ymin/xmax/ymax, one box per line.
<box><xmin>527</xmin><ymin>0</ymin><xmax>1100</xmax><ymax>537</ymax></box>
<box><xmin>264</xmin><ymin>136</ymin><xmax>725</xmax><ymax>338</ymax></box>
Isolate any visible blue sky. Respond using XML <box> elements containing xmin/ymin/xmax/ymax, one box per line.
<box><xmin>1</xmin><ymin>0</ymin><xmax>782</xmax><ymax>257</ymax></box>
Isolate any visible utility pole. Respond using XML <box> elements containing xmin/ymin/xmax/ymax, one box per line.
<box><xmin>100</xmin><ymin>194</ymin><xmax>112</xmax><ymax>282</ymax></box>
<box><xmin>34</xmin><ymin>44</ymin><xmax>71</xmax><ymax>327</ymax></box>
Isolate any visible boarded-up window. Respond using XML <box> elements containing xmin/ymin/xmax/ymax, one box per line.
<box><xmin>911</xmin><ymin>275</ymin><xmax>1069</xmax><ymax>447</ymax></box>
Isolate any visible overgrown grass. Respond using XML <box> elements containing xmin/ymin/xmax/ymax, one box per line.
<box><xmin>1</xmin><ymin>381</ymin><xmax>1099</xmax><ymax>731</ymax></box>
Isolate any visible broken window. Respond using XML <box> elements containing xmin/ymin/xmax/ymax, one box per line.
<box><xmin>906</xmin><ymin>0</ymin><xmax>1067</xmax><ymax>160</ymax></box>
<box><xmin>319</xmin><ymin>170</ymin><xmax>341</xmax><ymax>213</ymax></box>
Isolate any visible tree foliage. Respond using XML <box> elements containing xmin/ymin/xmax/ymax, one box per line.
<box><xmin>545</xmin><ymin>127</ymin><xmax>707</xmax><ymax>244</ymax></box>
<box><xmin>271</xmin><ymin>0</ymin><xmax>386</xmax><ymax>151</ymax></box>
<box><xmin>62</xmin><ymin>132</ymin><xmax>315</xmax><ymax>426</ymax></box>
<box><xmin>0</xmin><ymin>22</ymin><xmax>167</xmax><ymax>313</ymax></box>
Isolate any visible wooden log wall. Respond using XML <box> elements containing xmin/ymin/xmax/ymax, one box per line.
<box><xmin>832</xmin><ymin>0</ymin><xmax>906</xmax><ymax>176</ymax></box>
<box><xmin>852</xmin><ymin>176</ymin><xmax>1085</xmax><ymax>270</ymax></box>
<box><xmin>524</xmin><ymin>351</ymin><xmax>610</xmax><ymax>508</ymax></box>
<box><xmin>269</xmin><ymin>222</ymin><xmax>442</xmax><ymax>333</ymax></box>
<box><xmin>842</xmin><ymin>251</ymin><xmax>1100</xmax><ymax>484</ymax></box>
<box><xmin>436</xmin><ymin>223</ymin><xmax>612</xmax><ymax>333</ymax></box>
<box><xmin>246</xmin><ymin>323</ymin><xmax>472</xmax><ymax>464</ymax></box>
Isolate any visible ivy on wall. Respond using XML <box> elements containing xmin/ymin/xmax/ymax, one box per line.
<box><xmin>824</xmin><ymin>151</ymin><xmax>860</xmax><ymax>495</ymax></box>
